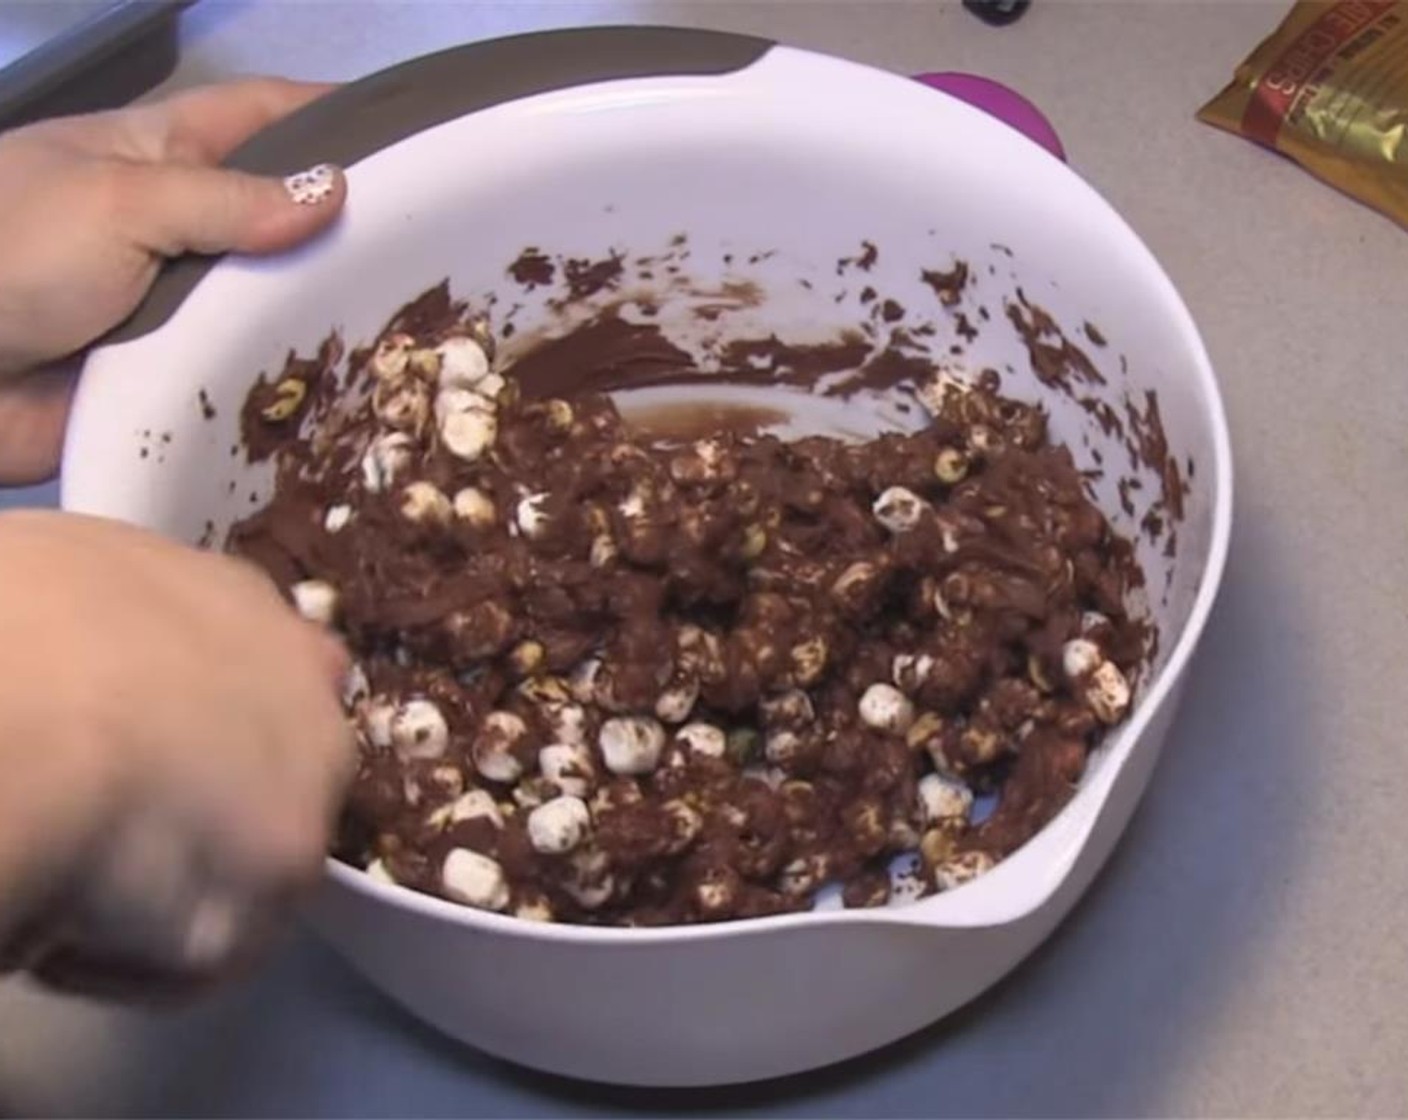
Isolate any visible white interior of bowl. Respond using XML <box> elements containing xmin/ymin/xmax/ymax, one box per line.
<box><xmin>63</xmin><ymin>44</ymin><xmax>1231</xmax><ymax>934</ymax></box>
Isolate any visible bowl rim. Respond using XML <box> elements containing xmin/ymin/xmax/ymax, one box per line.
<box><xmin>65</xmin><ymin>30</ymin><xmax>1236</xmax><ymax>946</ymax></box>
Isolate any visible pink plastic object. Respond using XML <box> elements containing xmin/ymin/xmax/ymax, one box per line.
<box><xmin>913</xmin><ymin>71</ymin><xmax>1066</xmax><ymax>162</ymax></box>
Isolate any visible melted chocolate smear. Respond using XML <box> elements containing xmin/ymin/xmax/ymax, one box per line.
<box><xmin>563</xmin><ymin>253</ymin><xmax>625</xmax><ymax>302</ymax></box>
<box><xmin>625</xmin><ymin>401</ymin><xmax>790</xmax><ymax>444</ymax></box>
<box><xmin>389</xmin><ymin>281</ymin><xmax>457</xmax><ymax>340</ymax></box>
<box><xmin>1126</xmin><ymin>390</ymin><xmax>1186</xmax><ymax>522</ymax></box>
<box><xmin>1079</xmin><ymin>395</ymin><xmax>1125</xmax><ymax>439</ymax></box>
<box><xmin>718</xmin><ymin>333</ymin><xmax>873</xmax><ymax>388</ymax></box>
<box><xmin>240</xmin><ymin>334</ymin><xmax>342</xmax><ymax>463</ymax></box>
<box><xmin>503</xmin><ymin>312</ymin><xmax>694</xmax><ymax>399</ymax></box>
<box><xmin>508</xmin><ymin>247</ymin><xmax>555</xmax><ymax>289</ymax></box>
<box><xmin>922</xmin><ymin>261</ymin><xmax>969</xmax><ymax>305</ymax></box>
<box><xmin>837</xmin><ymin>241</ymin><xmax>879</xmax><ymax>274</ymax></box>
<box><xmin>1005</xmin><ymin>291</ymin><xmax>1106</xmax><ymax>394</ymax></box>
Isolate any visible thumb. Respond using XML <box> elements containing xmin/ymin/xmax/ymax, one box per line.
<box><xmin>121</xmin><ymin>161</ymin><xmax>346</xmax><ymax>257</ymax></box>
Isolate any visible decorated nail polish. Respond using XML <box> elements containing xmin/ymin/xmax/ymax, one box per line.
<box><xmin>284</xmin><ymin>163</ymin><xmax>338</xmax><ymax>205</ymax></box>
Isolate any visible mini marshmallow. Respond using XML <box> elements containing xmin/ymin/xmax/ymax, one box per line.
<box><xmin>527</xmin><ymin>795</ymin><xmax>591</xmax><ymax>854</ymax></box>
<box><xmin>514</xmin><ymin>892</ymin><xmax>556</xmax><ymax>923</ymax></box>
<box><xmin>917</xmin><ymin>773</ymin><xmax>973</xmax><ymax>826</ymax></box>
<box><xmin>514</xmin><ymin>492</ymin><xmax>551</xmax><ymax>539</ymax></box>
<box><xmin>545</xmin><ymin>703</ymin><xmax>589</xmax><ymax>747</ymax></box>
<box><xmin>435</xmin><ymin>386</ymin><xmax>495</xmax><ymax>423</ymax></box>
<box><xmin>654</xmin><ymin>677</ymin><xmax>700</xmax><ymax>724</ymax></box>
<box><xmin>539</xmin><ymin>743</ymin><xmax>595</xmax><ymax>798</ymax></box>
<box><xmin>476</xmin><ymin>372</ymin><xmax>507</xmax><ymax>402</ymax></box>
<box><xmin>599</xmin><ymin>716</ymin><xmax>666</xmax><ymax>775</ymax></box>
<box><xmin>935</xmin><ymin>850</ymin><xmax>994</xmax><ymax>891</ymax></box>
<box><xmin>760</xmin><ymin>689</ymin><xmax>815</xmax><ymax>728</ymax></box>
<box><xmin>391</xmin><ymin>699</ymin><xmax>449</xmax><ymax>761</ymax></box>
<box><xmin>859</xmin><ymin>682</ymin><xmax>916</xmax><ymax>734</ymax></box>
<box><xmin>428</xmin><ymin>788</ymin><xmax>503</xmax><ymax>830</ymax></box>
<box><xmin>872</xmin><ymin>486</ymin><xmax>929</xmax><ymax>534</ymax></box>
<box><xmin>439</xmin><ymin>407</ymin><xmax>497</xmax><ymax>462</ymax></box>
<box><xmin>892</xmin><ymin>653</ymin><xmax>936</xmax><ymax>694</ymax></box>
<box><xmin>1062</xmin><ymin>638</ymin><xmax>1103</xmax><ymax>680</ymax></box>
<box><xmin>373</xmin><ymin>381</ymin><xmax>430</xmax><ymax>433</ymax></box>
<box><xmin>401</xmin><ymin>481</ymin><xmax>452</xmax><ymax>525</ymax></box>
<box><xmin>360</xmin><ymin>699</ymin><xmax>396</xmax><ymax>750</ymax></box>
<box><xmin>452</xmin><ymin>487</ymin><xmax>496</xmax><ymax>527</ymax></box>
<box><xmin>341</xmin><ymin>663</ymin><xmax>370</xmax><ymax>707</ymax></box>
<box><xmin>472</xmin><ymin>711</ymin><xmax>528</xmax><ymax>782</ymax></box>
<box><xmin>361</xmin><ymin>432</ymin><xmax>414</xmax><ymax>492</ymax></box>
<box><xmin>435</xmin><ymin>336</ymin><xmax>491</xmax><ymax>389</ymax></box>
<box><xmin>290</xmin><ymin>579</ymin><xmax>338</xmax><ymax>625</ymax></box>
<box><xmin>1087</xmin><ymin>660</ymin><xmax>1132</xmax><ymax>724</ymax></box>
<box><xmin>779</xmin><ymin>854</ymin><xmax>829</xmax><ymax>896</ymax></box>
<box><xmin>589</xmin><ymin>534</ymin><xmax>618</xmax><ymax>569</ymax></box>
<box><xmin>561</xmin><ymin>847</ymin><xmax>614</xmax><ymax>910</ymax></box>
<box><xmin>662</xmin><ymin>799</ymin><xmax>703</xmax><ymax>849</ymax></box>
<box><xmin>695</xmin><ymin>875</ymin><xmax>737</xmax><ymax>915</ymax></box>
<box><xmin>765</xmin><ymin>728</ymin><xmax>803</xmax><ymax>766</ymax></box>
<box><xmin>441</xmin><ymin>848</ymin><xmax>509</xmax><ymax>911</ymax></box>
<box><xmin>365</xmin><ymin>858</ymin><xmax>397</xmax><ymax>885</ymax></box>
<box><xmin>617</xmin><ymin>485</ymin><xmax>649</xmax><ymax>521</ymax></box>
<box><xmin>789</xmin><ymin>635</ymin><xmax>829</xmax><ymax>686</ymax></box>
<box><xmin>324</xmin><ymin>503</ymin><xmax>353</xmax><ymax>533</ymax></box>
<box><xmin>676</xmin><ymin>721</ymin><xmax>726</xmax><ymax>759</ymax></box>
<box><xmin>369</xmin><ymin>334</ymin><xmax>413</xmax><ymax>381</ymax></box>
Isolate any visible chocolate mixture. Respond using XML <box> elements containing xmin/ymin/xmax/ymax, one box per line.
<box><xmin>229</xmin><ymin>280</ymin><xmax>1147</xmax><ymax>927</ymax></box>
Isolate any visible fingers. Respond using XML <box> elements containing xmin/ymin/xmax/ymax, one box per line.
<box><xmin>141</xmin><ymin>77</ymin><xmax>338</xmax><ymax>166</ymax></box>
<box><xmin>28</xmin><ymin>944</ymin><xmax>216</xmax><ymax>1005</ymax></box>
<box><xmin>0</xmin><ymin>363</ymin><xmax>78</xmax><ymax>486</ymax></box>
<box><xmin>115</xmin><ymin>159</ymin><xmax>346</xmax><ymax>257</ymax></box>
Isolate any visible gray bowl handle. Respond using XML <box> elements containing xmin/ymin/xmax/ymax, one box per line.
<box><xmin>110</xmin><ymin>25</ymin><xmax>774</xmax><ymax>344</ymax></box>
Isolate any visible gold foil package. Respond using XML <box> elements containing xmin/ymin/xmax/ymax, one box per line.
<box><xmin>1198</xmin><ymin>1</ymin><xmax>1408</xmax><ymax>229</ymax></box>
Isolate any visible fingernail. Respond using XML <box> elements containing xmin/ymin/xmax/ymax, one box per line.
<box><xmin>284</xmin><ymin>163</ymin><xmax>338</xmax><ymax>205</ymax></box>
<box><xmin>183</xmin><ymin>893</ymin><xmax>243</xmax><ymax>967</ymax></box>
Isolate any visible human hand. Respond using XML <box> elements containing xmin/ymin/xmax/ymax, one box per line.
<box><xmin>0</xmin><ymin>78</ymin><xmax>346</xmax><ymax>485</ymax></box>
<box><xmin>0</xmin><ymin>510</ymin><xmax>354</xmax><ymax>998</ymax></box>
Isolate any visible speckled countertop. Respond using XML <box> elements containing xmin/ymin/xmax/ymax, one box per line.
<box><xmin>2</xmin><ymin>2</ymin><xmax>1406</xmax><ymax>1115</ymax></box>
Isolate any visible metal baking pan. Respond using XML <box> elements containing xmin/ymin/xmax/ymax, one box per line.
<box><xmin>0</xmin><ymin>0</ymin><xmax>194</xmax><ymax>131</ymax></box>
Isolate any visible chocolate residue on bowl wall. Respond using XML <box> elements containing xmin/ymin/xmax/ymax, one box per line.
<box><xmin>217</xmin><ymin>236</ymin><xmax>1188</xmax><ymax>623</ymax></box>
<box><xmin>240</xmin><ymin>335</ymin><xmax>342</xmax><ymax>463</ymax></box>
<box><xmin>562</xmin><ymin>253</ymin><xmax>625</xmax><ymax>302</ymax></box>
<box><xmin>836</xmin><ymin>240</ymin><xmax>878</xmax><ymax>273</ymax></box>
<box><xmin>624</xmin><ymin>400</ymin><xmax>790</xmax><ymax>442</ymax></box>
<box><xmin>487</xmin><ymin>238</ymin><xmax>1188</xmax><ymax>570</ymax></box>
<box><xmin>508</xmin><ymin>247</ymin><xmax>555</xmax><ymax>289</ymax></box>
<box><xmin>1006</xmin><ymin>291</ymin><xmax>1106</xmax><ymax>393</ymax></box>
<box><xmin>503</xmin><ymin>311</ymin><xmax>693</xmax><ymax>398</ymax></box>
<box><xmin>1127</xmin><ymin>389</ymin><xmax>1187</xmax><ymax>523</ymax></box>
<box><xmin>922</xmin><ymin>260</ymin><xmax>969</xmax><ymax>306</ymax></box>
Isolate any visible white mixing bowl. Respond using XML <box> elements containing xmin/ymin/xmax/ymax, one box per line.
<box><xmin>61</xmin><ymin>27</ymin><xmax>1232</xmax><ymax>1087</ymax></box>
